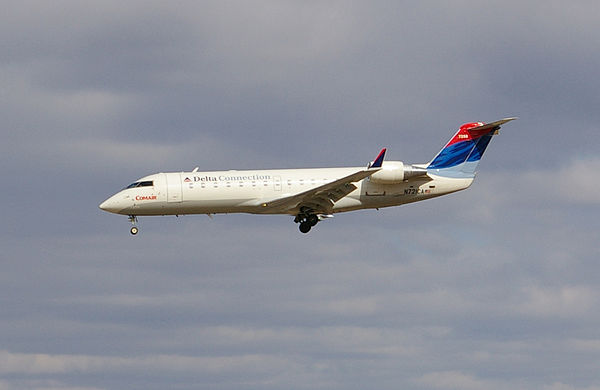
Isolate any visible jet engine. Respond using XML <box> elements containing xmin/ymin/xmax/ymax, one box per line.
<box><xmin>369</xmin><ymin>161</ymin><xmax>428</xmax><ymax>184</ymax></box>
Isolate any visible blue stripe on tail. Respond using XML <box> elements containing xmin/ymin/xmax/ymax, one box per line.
<box><xmin>428</xmin><ymin>139</ymin><xmax>478</xmax><ymax>169</ymax></box>
<box><xmin>427</xmin><ymin>124</ymin><xmax>496</xmax><ymax>178</ymax></box>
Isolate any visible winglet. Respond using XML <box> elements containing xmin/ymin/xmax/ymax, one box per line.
<box><xmin>370</xmin><ymin>148</ymin><xmax>386</xmax><ymax>168</ymax></box>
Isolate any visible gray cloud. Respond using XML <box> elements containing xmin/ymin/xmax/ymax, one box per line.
<box><xmin>1</xmin><ymin>1</ymin><xmax>599</xmax><ymax>389</ymax></box>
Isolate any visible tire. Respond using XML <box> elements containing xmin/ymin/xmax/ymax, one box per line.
<box><xmin>307</xmin><ymin>214</ymin><xmax>319</xmax><ymax>226</ymax></box>
<box><xmin>130</xmin><ymin>226</ymin><xmax>139</xmax><ymax>235</ymax></box>
<box><xmin>299</xmin><ymin>222</ymin><xmax>311</xmax><ymax>233</ymax></box>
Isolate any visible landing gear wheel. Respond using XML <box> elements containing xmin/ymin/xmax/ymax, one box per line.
<box><xmin>299</xmin><ymin>222</ymin><xmax>311</xmax><ymax>233</ymax></box>
<box><xmin>307</xmin><ymin>214</ymin><xmax>319</xmax><ymax>226</ymax></box>
<box><xmin>128</xmin><ymin>215</ymin><xmax>139</xmax><ymax>235</ymax></box>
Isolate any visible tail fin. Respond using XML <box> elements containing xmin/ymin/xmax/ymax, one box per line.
<box><xmin>427</xmin><ymin>118</ymin><xmax>516</xmax><ymax>177</ymax></box>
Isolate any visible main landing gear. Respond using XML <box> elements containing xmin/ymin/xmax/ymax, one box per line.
<box><xmin>295</xmin><ymin>213</ymin><xmax>319</xmax><ymax>234</ymax></box>
<box><xmin>128</xmin><ymin>215</ymin><xmax>138</xmax><ymax>235</ymax></box>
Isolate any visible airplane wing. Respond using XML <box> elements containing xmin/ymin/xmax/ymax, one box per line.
<box><xmin>256</xmin><ymin>167</ymin><xmax>381</xmax><ymax>214</ymax></box>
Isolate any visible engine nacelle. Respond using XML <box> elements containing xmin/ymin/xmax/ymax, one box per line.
<box><xmin>369</xmin><ymin>161</ymin><xmax>428</xmax><ymax>184</ymax></box>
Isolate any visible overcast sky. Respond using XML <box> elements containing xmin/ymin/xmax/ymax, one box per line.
<box><xmin>1</xmin><ymin>1</ymin><xmax>599</xmax><ymax>389</ymax></box>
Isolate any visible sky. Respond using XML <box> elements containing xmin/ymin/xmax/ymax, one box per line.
<box><xmin>1</xmin><ymin>1</ymin><xmax>599</xmax><ymax>389</ymax></box>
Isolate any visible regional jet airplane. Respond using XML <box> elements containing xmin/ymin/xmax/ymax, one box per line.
<box><xmin>100</xmin><ymin>118</ymin><xmax>516</xmax><ymax>234</ymax></box>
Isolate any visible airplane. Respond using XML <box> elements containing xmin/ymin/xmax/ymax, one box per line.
<box><xmin>99</xmin><ymin>118</ymin><xmax>516</xmax><ymax>234</ymax></box>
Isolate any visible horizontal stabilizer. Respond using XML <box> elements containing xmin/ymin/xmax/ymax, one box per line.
<box><xmin>471</xmin><ymin>117</ymin><xmax>518</xmax><ymax>132</ymax></box>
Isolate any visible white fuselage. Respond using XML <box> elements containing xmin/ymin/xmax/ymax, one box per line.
<box><xmin>99</xmin><ymin>165</ymin><xmax>473</xmax><ymax>217</ymax></box>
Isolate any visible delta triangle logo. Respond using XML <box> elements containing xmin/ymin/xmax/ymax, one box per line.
<box><xmin>184</xmin><ymin>177</ymin><xmax>191</xmax><ymax>182</ymax></box>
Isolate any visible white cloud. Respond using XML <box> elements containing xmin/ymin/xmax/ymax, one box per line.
<box><xmin>415</xmin><ymin>370</ymin><xmax>492</xmax><ymax>390</ymax></box>
<box><xmin>517</xmin><ymin>285</ymin><xmax>599</xmax><ymax>318</ymax></box>
<box><xmin>0</xmin><ymin>350</ymin><xmax>292</xmax><ymax>375</ymax></box>
<box><xmin>508</xmin><ymin>158</ymin><xmax>600</xmax><ymax>205</ymax></box>
<box><xmin>0</xmin><ymin>379</ymin><xmax>105</xmax><ymax>390</ymax></box>
<box><xmin>456</xmin><ymin>157</ymin><xmax>600</xmax><ymax>225</ymax></box>
<box><xmin>543</xmin><ymin>383</ymin><xmax>600</xmax><ymax>390</ymax></box>
<box><xmin>567</xmin><ymin>338</ymin><xmax>600</xmax><ymax>353</ymax></box>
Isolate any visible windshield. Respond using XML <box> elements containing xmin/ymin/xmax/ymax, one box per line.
<box><xmin>125</xmin><ymin>180</ymin><xmax>153</xmax><ymax>189</ymax></box>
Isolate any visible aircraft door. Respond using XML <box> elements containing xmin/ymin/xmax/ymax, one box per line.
<box><xmin>166</xmin><ymin>173</ymin><xmax>183</xmax><ymax>203</ymax></box>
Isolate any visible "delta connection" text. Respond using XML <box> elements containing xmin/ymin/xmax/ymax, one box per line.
<box><xmin>186</xmin><ymin>174</ymin><xmax>272</xmax><ymax>182</ymax></box>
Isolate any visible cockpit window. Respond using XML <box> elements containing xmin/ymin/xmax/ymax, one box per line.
<box><xmin>125</xmin><ymin>180</ymin><xmax>153</xmax><ymax>189</ymax></box>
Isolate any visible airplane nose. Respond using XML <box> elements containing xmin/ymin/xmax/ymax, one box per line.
<box><xmin>99</xmin><ymin>195</ymin><xmax>125</xmax><ymax>214</ymax></box>
<box><xmin>99</xmin><ymin>199</ymin><xmax>110</xmax><ymax>211</ymax></box>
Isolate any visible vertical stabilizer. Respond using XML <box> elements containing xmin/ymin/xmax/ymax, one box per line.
<box><xmin>427</xmin><ymin>118</ymin><xmax>516</xmax><ymax>177</ymax></box>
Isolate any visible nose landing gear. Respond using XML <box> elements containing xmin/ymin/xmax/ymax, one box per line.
<box><xmin>128</xmin><ymin>215</ymin><xmax>138</xmax><ymax>235</ymax></box>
